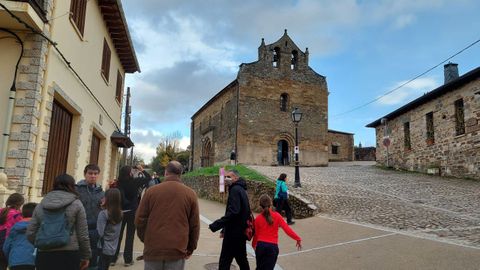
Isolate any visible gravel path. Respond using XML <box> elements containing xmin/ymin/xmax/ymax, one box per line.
<box><xmin>249</xmin><ymin>163</ymin><xmax>480</xmax><ymax>248</ymax></box>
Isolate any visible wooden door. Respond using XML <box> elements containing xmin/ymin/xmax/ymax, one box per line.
<box><xmin>89</xmin><ymin>133</ymin><xmax>101</xmax><ymax>165</ymax></box>
<box><xmin>43</xmin><ymin>101</ymin><xmax>72</xmax><ymax>194</ymax></box>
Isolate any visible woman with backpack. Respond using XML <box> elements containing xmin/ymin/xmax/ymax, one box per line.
<box><xmin>26</xmin><ymin>174</ymin><xmax>91</xmax><ymax>270</ymax></box>
<box><xmin>97</xmin><ymin>188</ymin><xmax>122</xmax><ymax>270</ymax></box>
<box><xmin>274</xmin><ymin>173</ymin><xmax>294</xmax><ymax>225</ymax></box>
<box><xmin>252</xmin><ymin>194</ymin><xmax>302</xmax><ymax>270</ymax></box>
<box><xmin>112</xmin><ymin>165</ymin><xmax>150</xmax><ymax>266</ymax></box>
<box><xmin>0</xmin><ymin>193</ymin><xmax>24</xmax><ymax>270</ymax></box>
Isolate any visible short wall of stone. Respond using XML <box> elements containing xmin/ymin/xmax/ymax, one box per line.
<box><xmin>183</xmin><ymin>176</ymin><xmax>318</xmax><ymax>219</ymax></box>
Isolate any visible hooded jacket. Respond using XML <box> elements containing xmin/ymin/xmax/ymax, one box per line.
<box><xmin>3</xmin><ymin>219</ymin><xmax>35</xmax><ymax>267</ymax></box>
<box><xmin>26</xmin><ymin>190</ymin><xmax>91</xmax><ymax>260</ymax></box>
<box><xmin>209</xmin><ymin>178</ymin><xmax>251</xmax><ymax>238</ymax></box>
<box><xmin>76</xmin><ymin>180</ymin><xmax>104</xmax><ymax>230</ymax></box>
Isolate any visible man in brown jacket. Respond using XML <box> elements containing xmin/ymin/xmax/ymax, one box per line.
<box><xmin>135</xmin><ymin>161</ymin><xmax>200</xmax><ymax>270</ymax></box>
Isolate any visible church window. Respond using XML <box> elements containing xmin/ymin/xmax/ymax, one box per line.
<box><xmin>273</xmin><ymin>47</ymin><xmax>281</xmax><ymax>67</ymax></box>
<box><xmin>291</xmin><ymin>50</ymin><xmax>298</xmax><ymax>70</ymax></box>
<box><xmin>280</xmin><ymin>93</ymin><xmax>288</xmax><ymax>112</ymax></box>
<box><xmin>454</xmin><ymin>99</ymin><xmax>465</xmax><ymax>136</ymax></box>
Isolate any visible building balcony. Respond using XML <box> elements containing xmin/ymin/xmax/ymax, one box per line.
<box><xmin>0</xmin><ymin>0</ymin><xmax>47</xmax><ymax>31</ymax></box>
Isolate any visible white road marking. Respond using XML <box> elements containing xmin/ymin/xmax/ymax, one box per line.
<box><xmin>278</xmin><ymin>233</ymin><xmax>397</xmax><ymax>257</ymax></box>
<box><xmin>200</xmin><ymin>214</ymin><xmax>284</xmax><ymax>270</ymax></box>
<box><xmin>317</xmin><ymin>215</ymin><xmax>480</xmax><ymax>250</ymax></box>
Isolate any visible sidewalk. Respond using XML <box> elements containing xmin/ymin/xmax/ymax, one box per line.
<box><xmin>113</xmin><ymin>198</ymin><xmax>480</xmax><ymax>270</ymax></box>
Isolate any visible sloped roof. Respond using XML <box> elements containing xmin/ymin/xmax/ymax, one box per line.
<box><xmin>366</xmin><ymin>66</ymin><xmax>480</xmax><ymax>128</ymax></box>
<box><xmin>98</xmin><ymin>0</ymin><xmax>140</xmax><ymax>73</ymax></box>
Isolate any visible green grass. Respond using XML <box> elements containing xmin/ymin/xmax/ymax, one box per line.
<box><xmin>184</xmin><ymin>164</ymin><xmax>274</xmax><ymax>186</ymax></box>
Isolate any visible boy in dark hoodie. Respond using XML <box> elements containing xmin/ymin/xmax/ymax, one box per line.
<box><xmin>3</xmin><ymin>202</ymin><xmax>37</xmax><ymax>270</ymax></box>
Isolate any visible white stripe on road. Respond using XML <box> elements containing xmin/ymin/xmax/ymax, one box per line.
<box><xmin>278</xmin><ymin>233</ymin><xmax>397</xmax><ymax>257</ymax></box>
<box><xmin>200</xmin><ymin>214</ymin><xmax>284</xmax><ymax>270</ymax></box>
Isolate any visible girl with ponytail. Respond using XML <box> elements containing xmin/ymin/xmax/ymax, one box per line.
<box><xmin>252</xmin><ymin>194</ymin><xmax>302</xmax><ymax>270</ymax></box>
<box><xmin>0</xmin><ymin>193</ymin><xmax>25</xmax><ymax>270</ymax></box>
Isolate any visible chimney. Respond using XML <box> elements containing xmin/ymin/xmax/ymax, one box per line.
<box><xmin>444</xmin><ymin>62</ymin><xmax>459</xmax><ymax>84</ymax></box>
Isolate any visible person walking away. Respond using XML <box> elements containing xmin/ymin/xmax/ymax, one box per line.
<box><xmin>27</xmin><ymin>174</ymin><xmax>91</xmax><ymax>270</ymax></box>
<box><xmin>97</xmin><ymin>188</ymin><xmax>122</xmax><ymax>270</ymax></box>
<box><xmin>0</xmin><ymin>193</ymin><xmax>25</xmax><ymax>270</ymax></box>
<box><xmin>209</xmin><ymin>170</ymin><xmax>251</xmax><ymax>270</ymax></box>
<box><xmin>135</xmin><ymin>161</ymin><xmax>200</xmax><ymax>270</ymax></box>
<box><xmin>230</xmin><ymin>150</ymin><xmax>236</xmax><ymax>166</ymax></box>
<box><xmin>113</xmin><ymin>165</ymin><xmax>150</xmax><ymax>266</ymax></box>
<box><xmin>253</xmin><ymin>195</ymin><xmax>301</xmax><ymax>270</ymax></box>
<box><xmin>274</xmin><ymin>173</ymin><xmax>294</xmax><ymax>225</ymax></box>
<box><xmin>3</xmin><ymin>202</ymin><xmax>37</xmax><ymax>270</ymax></box>
<box><xmin>76</xmin><ymin>164</ymin><xmax>104</xmax><ymax>270</ymax></box>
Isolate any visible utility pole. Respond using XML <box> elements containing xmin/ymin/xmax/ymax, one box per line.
<box><xmin>123</xmin><ymin>87</ymin><xmax>131</xmax><ymax>166</ymax></box>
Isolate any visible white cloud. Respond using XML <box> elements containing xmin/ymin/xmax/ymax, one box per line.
<box><xmin>376</xmin><ymin>77</ymin><xmax>439</xmax><ymax>106</ymax></box>
<box><xmin>179</xmin><ymin>136</ymin><xmax>190</xmax><ymax>150</ymax></box>
<box><xmin>393</xmin><ymin>14</ymin><xmax>416</xmax><ymax>29</ymax></box>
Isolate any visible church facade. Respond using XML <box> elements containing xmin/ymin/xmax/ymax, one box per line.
<box><xmin>190</xmin><ymin>31</ymin><xmax>353</xmax><ymax>169</ymax></box>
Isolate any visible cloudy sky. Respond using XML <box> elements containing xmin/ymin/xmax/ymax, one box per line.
<box><xmin>121</xmin><ymin>0</ymin><xmax>480</xmax><ymax>162</ymax></box>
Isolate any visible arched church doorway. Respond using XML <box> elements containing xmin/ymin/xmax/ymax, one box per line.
<box><xmin>277</xmin><ymin>140</ymin><xmax>290</xmax><ymax>166</ymax></box>
<box><xmin>201</xmin><ymin>138</ymin><xmax>213</xmax><ymax>167</ymax></box>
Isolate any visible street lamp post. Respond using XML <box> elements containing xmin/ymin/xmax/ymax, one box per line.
<box><xmin>291</xmin><ymin>108</ymin><xmax>303</xmax><ymax>188</ymax></box>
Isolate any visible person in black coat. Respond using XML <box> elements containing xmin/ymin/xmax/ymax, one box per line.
<box><xmin>209</xmin><ymin>170</ymin><xmax>251</xmax><ymax>270</ymax></box>
<box><xmin>112</xmin><ymin>165</ymin><xmax>150</xmax><ymax>266</ymax></box>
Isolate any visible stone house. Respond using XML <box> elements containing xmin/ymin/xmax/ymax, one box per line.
<box><xmin>367</xmin><ymin>64</ymin><xmax>480</xmax><ymax>179</ymax></box>
<box><xmin>354</xmin><ymin>143</ymin><xmax>376</xmax><ymax>161</ymax></box>
<box><xmin>190</xmin><ymin>30</ymin><xmax>353</xmax><ymax>169</ymax></box>
<box><xmin>0</xmin><ymin>0</ymin><xmax>139</xmax><ymax>202</ymax></box>
<box><xmin>328</xmin><ymin>129</ymin><xmax>354</xmax><ymax>161</ymax></box>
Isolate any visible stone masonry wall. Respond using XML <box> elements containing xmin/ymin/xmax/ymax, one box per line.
<box><xmin>375</xmin><ymin>78</ymin><xmax>480</xmax><ymax>179</ymax></box>
<box><xmin>191</xmin><ymin>82</ymin><xmax>238</xmax><ymax>169</ymax></box>
<box><xmin>327</xmin><ymin>131</ymin><xmax>354</xmax><ymax>161</ymax></box>
<box><xmin>183</xmin><ymin>175</ymin><xmax>318</xmax><ymax>218</ymax></box>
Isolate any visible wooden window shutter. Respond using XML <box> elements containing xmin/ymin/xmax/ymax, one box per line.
<box><xmin>70</xmin><ymin>0</ymin><xmax>87</xmax><ymax>35</ymax></box>
<box><xmin>116</xmin><ymin>70</ymin><xmax>123</xmax><ymax>103</ymax></box>
<box><xmin>101</xmin><ymin>39</ymin><xmax>111</xmax><ymax>82</ymax></box>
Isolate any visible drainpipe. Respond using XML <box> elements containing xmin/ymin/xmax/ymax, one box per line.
<box><xmin>0</xmin><ymin>29</ymin><xmax>24</xmax><ymax>181</ymax></box>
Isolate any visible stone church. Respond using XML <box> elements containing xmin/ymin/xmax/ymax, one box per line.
<box><xmin>190</xmin><ymin>30</ymin><xmax>353</xmax><ymax>169</ymax></box>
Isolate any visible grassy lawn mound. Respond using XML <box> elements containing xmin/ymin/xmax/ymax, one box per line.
<box><xmin>184</xmin><ymin>165</ymin><xmax>274</xmax><ymax>187</ymax></box>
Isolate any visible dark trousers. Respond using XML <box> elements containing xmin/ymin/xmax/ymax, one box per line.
<box><xmin>98</xmin><ymin>254</ymin><xmax>115</xmax><ymax>270</ymax></box>
<box><xmin>218</xmin><ymin>236</ymin><xmax>250</xmax><ymax>270</ymax></box>
<box><xmin>255</xmin><ymin>242</ymin><xmax>279</xmax><ymax>270</ymax></box>
<box><xmin>36</xmin><ymin>250</ymin><xmax>80</xmax><ymax>270</ymax></box>
<box><xmin>276</xmin><ymin>198</ymin><xmax>293</xmax><ymax>223</ymax></box>
<box><xmin>114</xmin><ymin>210</ymin><xmax>136</xmax><ymax>263</ymax></box>
<box><xmin>89</xmin><ymin>229</ymin><xmax>100</xmax><ymax>269</ymax></box>
<box><xmin>10</xmin><ymin>266</ymin><xmax>35</xmax><ymax>270</ymax></box>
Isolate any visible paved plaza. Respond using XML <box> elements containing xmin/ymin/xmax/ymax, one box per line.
<box><xmin>112</xmin><ymin>198</ymin><xmax>480</xmax><ymax>270</ymax></box>
<box><xmin>250</xmin><ymin>162</ymin><xmax>480</xmax><ymax>249</ymax></box>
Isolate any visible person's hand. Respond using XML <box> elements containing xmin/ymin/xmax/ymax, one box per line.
<box><xmin>80</xmin><ymin>260</ymin><xmax>89</xmax><ymax>270</ymax></box>
<box><xmin>296</xmin><ymin>240</ymin><xmax>302</xmax><ymax>250</ymax></box>
<box><xmin>185</xmin><ymin>250</ymin><xmax>193</xmax><ymax>259</ymax></box>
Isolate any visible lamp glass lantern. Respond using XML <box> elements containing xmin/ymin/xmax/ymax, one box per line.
<box><xmin>291</xmin><ymin>108</ymin><xmax>303</xmax><ymax>123</ymax></box>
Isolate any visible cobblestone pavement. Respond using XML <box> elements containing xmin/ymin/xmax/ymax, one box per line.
<box><xmin>249</xmin><ymin>162</ymin><xmax>480</xmax><ymax>248</ymax></box>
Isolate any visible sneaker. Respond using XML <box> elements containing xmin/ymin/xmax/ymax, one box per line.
<box><xmin>124</xmin><ymin>261</ymin><xmax>134</xmax><ymax>267</ymax></box>
<box><xmin>287</xmin><ymin>221</ymin><xmax>295</xmax><ymax>225</ymax></box>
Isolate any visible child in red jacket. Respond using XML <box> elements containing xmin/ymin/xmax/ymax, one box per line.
<box><xmin>252</xmin><ymin>194</ymin><xmax>302</xmax><ymax>270</ymax></box>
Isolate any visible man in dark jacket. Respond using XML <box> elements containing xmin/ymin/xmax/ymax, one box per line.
<box><xmin>76</xmin><ymin>164</ymin><xmax>104</xmax><ymax>270</ymax></box>
<box><xmin>209</xmin><ymin>170</ymin><xmax>251</xmax><ymax>270</ymax></box>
